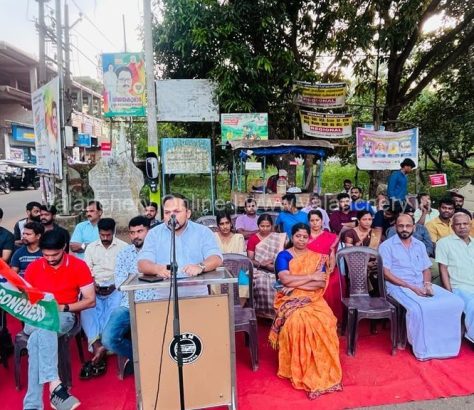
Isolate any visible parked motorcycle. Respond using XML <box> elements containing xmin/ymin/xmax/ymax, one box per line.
<box><xmin>0</xmin><ymin>173</ymin><xmax>10</xmax><ymax>194</ymax></box>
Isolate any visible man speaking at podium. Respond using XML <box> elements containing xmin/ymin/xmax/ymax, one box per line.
<box><xmin>137</xmin><ymin>194</ymin><xmax>223</xmax><ymax>297</ymax></box>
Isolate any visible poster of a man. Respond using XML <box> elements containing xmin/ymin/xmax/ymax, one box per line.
<box><xmin>31</xmin><ymin>76</ymin><xmax>62</xmax><ymax>178</ymax></box>
<box><xmin>102</xmin><ymin>52</ymin><xmax>146</xmax><ymax>117</ymax></box>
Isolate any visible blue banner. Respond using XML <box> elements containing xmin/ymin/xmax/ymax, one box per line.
<box><xmin>77</xmin><ymin>134</ymin><xmax>92</xmax><ymax>148</ymax></box>
<box><xmin>12</xmin><ymin>125</ymin><xmax>35</xmax><ymax>142</ymax></box>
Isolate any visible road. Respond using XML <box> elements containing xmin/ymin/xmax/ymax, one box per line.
<box><xmin>0</xmin><ymin>188</ymin><xmax>42</xmax><ymax>232</ymax></box>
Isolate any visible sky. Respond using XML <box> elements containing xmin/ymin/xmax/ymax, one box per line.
<box><xmin>0</xmin><ymin>0</ymin><xmax>147</xmax><ymax>81</ymax></box>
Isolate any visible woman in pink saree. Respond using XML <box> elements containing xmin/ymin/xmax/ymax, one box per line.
<box><xmin>306</xmin><ymin>210</ymin><xmax>345</xmax><ymax>323</ymax></box>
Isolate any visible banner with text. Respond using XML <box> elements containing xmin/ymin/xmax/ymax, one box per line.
<box><xmin>31</xmin><ymin>76</ymin><xmax>62</xmax><ymax>178</ymax></box>
<box><xmin>102</xmin><ymin>52</ymin><xmax>146</xmax><ymax>117</ymax></box>
<box><xmin>294</xmin><ymin>82</ymin><xmax>347</xmax><ymax>109</ymax></box>
<box><xmin>161</xmin><ymin>138</ymin><xmax>212</xmax><ymax>175</ymax></box>
<box><xmin>156</xmin><ymin>79</ymin><xmax>219</xmax><ymax>122</ymax></box>
<box><xmin>0</xmin><ymin>260</ymin><xmax>59</xmax><ymax>332</ymax></box>
<box><xmin>221</xmin><ymin>113</ymin><xmax>268</xmax><ymax>143</ymax></box>
<box><xmin>300</xmin><ymin>111</ymin><xmax>352</xmax><ymax>138</ymax></box>
<box><xmin>356</xmin><ymin>127</ymin><xmax>419</xmax><ymax>170</ymax></box>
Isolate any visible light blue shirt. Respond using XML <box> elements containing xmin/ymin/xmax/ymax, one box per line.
<box><xmin>137</xmin><ymin>221</ymin><xmax>222</xmax><ymax>298</ymax></box>
<box><xmin>275</xmin><ymin>210</ymin><xmax>308</xmax><ymax>238</ymax></box>
<box><xmin>379</xmin><ymin>234</ymin><xmax>432</xmax><ymax>293</ymax></box>
<box><xmin>115</xmin><ymin>244</ymin><xmax>159</xmax><ymax>308</ymax></box>
<box><xmin>387</xmin><ymin>170</ymin><xmax>408</xmax><ymax>201</ymax></box>
<box><xmin>70</xmin><ymin>220</ymin><xmax>100</xmax><ymax>259</ymax></box>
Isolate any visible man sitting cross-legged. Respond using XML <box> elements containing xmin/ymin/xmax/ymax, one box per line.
<box><xmin>102</xmin><ymin>216</ymin><xmax>155</xmax><ymax>376</ymax></box>
<box><xmin>23</xmin><ymin>230</ymin><xmax>95</xmax><ymax>410</ymax></box>
<box><xmin>379</xmin><ymin>213</ymin><xmax>464</xmax><ymax>360</ymax></box>
<box><xmin>436</xmin><ymin>212</ymin><xmax>474</xmax><ymax>343</ymax></box>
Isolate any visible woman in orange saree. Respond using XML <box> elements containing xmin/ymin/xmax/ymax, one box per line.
<box><xmin>269</xmin><ymin>223</ymin><xmax>342</xmax><ymax>399</ymax></box>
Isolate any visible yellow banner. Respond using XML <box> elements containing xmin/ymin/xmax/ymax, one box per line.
<box><xmin>300</xmin><ymin>111</ymin><xmax>352</xmax><ymax>138</ymax></box>
<box><xmin>295</xmin><ymin>82</ymin><xmax>347</xmax><ymax>108</ymax></box>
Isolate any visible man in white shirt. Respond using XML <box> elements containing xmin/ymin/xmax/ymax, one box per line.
<box><xmin>414</xmin><ymin>193</ymin><xmax>439</xmax><ymax>225</ymax></box>
<box><xmin>80</xmin><ymin>218</ymin><xmax>127</xmax><ymax>379</ymax></box>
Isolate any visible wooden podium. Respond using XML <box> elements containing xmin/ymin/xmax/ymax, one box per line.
<box><xmin>120</xmin><ymin>269</ymin><xmax>238</xmax><ymax>410</ymax></box>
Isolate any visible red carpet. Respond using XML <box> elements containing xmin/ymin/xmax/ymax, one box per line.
<box><xmin>1</xmin><ymin>319</ymin><xmax>474</xmax><ymax>409</ymax></box>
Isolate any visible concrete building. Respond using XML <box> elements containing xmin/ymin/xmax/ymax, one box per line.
<box><xmin>0</xmin><ymin>41</ymin><xmax>106</xmax><ymax>164</ymax></box>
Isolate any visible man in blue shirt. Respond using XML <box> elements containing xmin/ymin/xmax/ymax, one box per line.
<box><xmin>387</xmin><ymin>158</ymin><xmax>416</xmax><ymax>203</ymax></box>
<box><xmin>275</xmin><ymin>193</ymin><xmax>308</xmax><ymax>238</ymax></box>
<box><xmin>350</xmin><ymin>186</ymin><xmax>375</xmax><ymax>215</ymax></box>
<box><xmin>137</xmin><ymin>194</ymin><xmax>223</xmax><ymax>298</ymax></box>
<box><xmin>10</xmin><ymin>221</ymin><xmax>44</xmax><ymax>276</ymax></box>
<box><xmin>70</xmin><ymin>200</ymin><xmax>102</xmax><ymax>259</ymax></box>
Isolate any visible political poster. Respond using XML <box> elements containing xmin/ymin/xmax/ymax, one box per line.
<box><xmin>221</xmin><ymin>113</ymin><xmax>268</xmax><ymax>143</ymax></box>
<box><xmin>300</xmin><ymin>111</ymin><xmax>352</xmax><ymax>138</ymax></box>
<box><xmin>161</xmin><ymin>138</ymin><xmax>212</xmax><ymax>175</ymax></box>
<box><xmin>0</xmin><ymin>260</ymin><xmax>59</xmax><ymax>332</ymax></box>
<box><xmin>294</xmin><ymin>82</ymin><xmax>347</xmax><ymax>109</ymax></box>
<box><xmin>356</xmin><ymin>127</ymin><xmax>419</xmax><ymax>170</ymax></box>
<box><xmin>156</xmin><ymin>79</ymin><xmax>219</xmax><ymax>122</ymax></box>
<box><xmin>31</xmin><ymin>76</ymin><xmax>62</xmax><ymax>178</ymax></box>
<box><xmin>102</xmin><ymin>52</ymin><xmax>146</xmax><ymax>117</ymax></box>
<box><xmin>429</xmin><ymin>174</ymin><xmax>448</xmax><ymax>187</ymax></box>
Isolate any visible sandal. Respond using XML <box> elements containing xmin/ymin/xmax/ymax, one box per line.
<box><xmin>79</xmin><ymin>361</ymin><xmax>95</xmax><ymax>380</ymax></box>
<box><xmin>92</xmin><ymin>358</ymin><xmax>107</xmax><ymax>377</ymax></box>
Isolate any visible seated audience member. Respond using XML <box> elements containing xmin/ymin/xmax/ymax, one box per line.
<box><xmin>235</xmin><ymin>198</ymin><xmax>259</xmax><ymax>239</ymax></box>
<box><xmin>10</xmin><ymin>222</ymin><xmax>44</xmax><ymax>276</ymax></box>
<box><xmin>215</xmin><ymin>212</ymin><xmax>245</xmax><ymax>254</ymax></box>
<box><xmin>102</xmin><ymin>216</ymin><xmax>153</xmax><ymax>374</ymax></box>
<box><xmin>372</xmin><ymin>201</ymin><xmax>400</xmax><ymax>238</ymax></box>
<box><xmin>350</xmin><ymin>187</ymin><xmax>375</xmax><ymax>215</ymax></box>
<box><xmin>307</xmin><ymin>210</ymin><xmax>344</xmax><ymax>322</ymax></box>
<box><xmin>269</xmin><ymin>223</ymin><xmax>342</xmax><ymax>399</ymax></box>
<box><xmin>379</xmin><ymin>214</ymin><xmax>464</xmax><ymax>360</ymax></box>
<box><xmin>373</xmin><ymin>193</ymin><xmax>389</xmax><ymax>214</ymax></box>
<box><xmin>341</xmin><ymin>179</ymin><xmax>352</xmax><ymax>194</ymax></box>
<box><xmin>13</xmin><ymin>201</ymin><xmax>41</xmax><ymax>248</ymax></box>
<box><xmin>414</xmin><ymin>193</ymin><xmax>439</xmax><ymax>225</ymax></box>
<box><xmin>436</xmin><ymin>212</ymin><xmax>474</xmax><ymax>343</ymax></box>
<box><xmin>451</xmin><ymin>191</ymin><xmax>472</xmax><ymax>215</ymax></box>
<box><xmin>80</xmin><ymin>218</ymin><xmax>127</xmax><ymax>379</ymax></box>
<box><xmin>70</xmin><ymin>200</ymin><xmax>102</xmax><ymax>259</ymax></box>
<box><xmin>329</xmin><ymin>193</ymin><xmax>357</xmax><ymax>235</ymax></box>
<box><xmin>276</xmin><ymin>193</ymin><xmax>308</xmax><ymax>238</ymax></box>
<box><xmin>137</xmin><ymin>194</ymin><xmax>223</xmax><ymax>297</ymax></box>
<box><xmin>302</xmin><ymin>193</ymin><xmax>330</xmax><ymax>230</ymax></box>
<box><xmin>143</xmin><ymin>201</ymin><xmax>160</xmax><ymax>228</ymax></box>
<box><xmin>426</xmin><ymin>197</ymin><xmax>455</xmax><ymax>243</ymax></box>
<box><xmin>247</xmin><ymin>214</ymin><xmax>286</xmax><ymax>318</ymax></box>
<box><xmin>343</xmin><ymin>210</ymin><xmax>382</xmax><ymax>295</ymax></box>
<box><xmin>0</xmin><ymin>207</ymin><xmax>14</xmax><ymax>262</ymax></box>
<box><xmin>39</xmin><ymin>205</ymin><xmax>71</xmax><ymax>253</ymax></box>
<box><xmin>386</xmin><ymin>205</ymin><xmax>434</xmax><ymax>257</ymax></box>
<box><xmin>23</xmin><ymin>230</ymin><xmax>95</xmax><ymax>410</ymax></box>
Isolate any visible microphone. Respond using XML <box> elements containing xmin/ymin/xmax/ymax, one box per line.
<box><xmin>168</xmin><ymin>214</ymin><xmax>177</xmax><ymax>228</ymax></box>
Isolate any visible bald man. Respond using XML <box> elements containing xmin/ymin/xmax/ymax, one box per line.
<box><xmin>436</xmin><ymin>212</ymin><xmax>474</xmax><ymax>343</ymax></box>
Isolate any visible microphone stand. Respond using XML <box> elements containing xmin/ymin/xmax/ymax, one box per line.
<box><xmin>169</xmin><ymin>215</ymin><xmax>185</xmax><ymax>410</ymax></box>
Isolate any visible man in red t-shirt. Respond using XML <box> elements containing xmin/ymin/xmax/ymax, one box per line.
<box><xmin>23</xmin><ymin>230</ymin><xmax>95</xmax><ymax>410</ymax></box>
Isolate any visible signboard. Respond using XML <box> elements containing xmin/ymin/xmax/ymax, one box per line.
<box><xmin>161</xmin><ymin>138</ymin><xmax>212</xmax><ymax>175</ymax></box>
<box><xmin>156</xmin><ymin>79</ymin><xmax>219</xmax><ymax>122</ymax></box>
<box><xmin>300</xmin><ymin>111</ymin><xmax>352</xmax><ymax>138</ymax></box>
<box><xmin>11</xmin><ymin>125</ymin><xmax>35</xmax><ymax>142</ymax></box>
<box><xmin>429</xmin><ymin>173</ymin><xmax>448</xmax><ymax>187</ymax></box>
<box><xmin>77</xmin><ymin>134</ymin><xmax>92</xmax><ymax>148</ymax></box>
<box><xmin>31</xmin><ymin>76</ymin><xmax>62</xmax><ymax>178</ymax></box>
<box><xmin>294</xmin><ymin>82</ymin><xmax>347</xmax><ymax>109</ymax></box>
<box><xmin>221</xmin><ymin>113</ymin><xmax>268</xmax><ymax>143</ymax></box>
<box><xmin>245</xmin><ymin>161</ymin><xmax>262</xmax><ymax>171</ymax></box>
<box><xmin>102</xmin><ymin>52</ymin><xmax>146</xmax><ymax>117</ymax></box>
<box><xmin>101</xmin><ymin>142</ymin><xmax>112</xmax><ymax>158</ymax></box>
<box><xmin>356</xmin><ymin>127</ymin><xmax>419</xmax><ymax>170</ymax></box>
<box><xmin>9</xmin><ymin>148</ymin><xmax>24</xmax><ymax>161</ymax></box>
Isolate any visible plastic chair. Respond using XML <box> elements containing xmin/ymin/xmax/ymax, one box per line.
<box><xmin>195</xmin><ymin>215</ymin><xmax>218</xmax><ymax>231</ymax></box>
<box><xmin>386</xmin><ymin>296</ymin><xmax>408</xmax><ymax>349</ymax></box>
<box><xmin>336</xmin><ymin>246</ymin><xmax>397</xmax><ymax>356</ymax></box>
<box><xmin>14</xmin><ymin>315</ymin><xmax>85</xmax><ymax>390</ymax></box>
<box><xmin>222</xmin><ymin>253</ymin><xmax>258</xmax><ymax>371</ymax></box>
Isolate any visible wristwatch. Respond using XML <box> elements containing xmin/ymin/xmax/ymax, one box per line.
<box><xmin>198</xmin><ymin>263</ymin><xmax>206</xmax><ymax>274</ymax></box>
<box><xmin>63</xmin><ymin>304</ymin><xmax>70</xmax><ymax>312</ymax></box>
